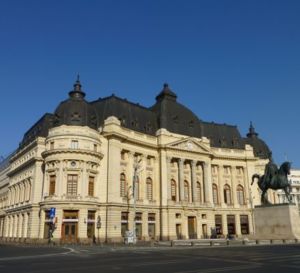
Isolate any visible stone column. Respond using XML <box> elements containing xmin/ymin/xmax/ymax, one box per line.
<box><xmin>58</xmin><ymin>161</ymin><xmax>64</xmax><ymax>198</ymax></box>
<box><xmin>22</xmin><ymin>213</ymin><xmax>28</xmax><ymax>239</ymax></box>
<box><xmin>167</xmin><ymin>157</ymin><xmax>172</xmax><ymax>201</ymax></box>
<box><xmin>17</xmin><ymin>214</ymin><xmax>23</xmax><ymax>238</ymax></box>
<box><xmin>235</xmin><ymin>214</ymin><xmax>241</xmax><ymax>237</ymax></box>
<box><xmin>178</xmin><ymin>159</ymin><xmax>184</xmax><ymax>201</ymax></box>
<box><xmin>107</xmin><ymin>138</ymin><xmax>121</xmax><ymax>202</ymax></box>
<box><xmin>191</xmin><ymin>161</ymin><xmax>197</xmax><ymax>202</ymax></box>
<box><xmin>38</xmin><ymin>210</ymin><xmax>45</xmax><ymax>239</ymax></box>
<box><xmin>142</xmin><ymin>212</ymin><xmax>148</xmax><ymax>240</ymax></box>
<box><xmin>6</xmin><ymin>217</ymin><xmax>11</xmax><ymax>237</ymax></box>
<box><xmin>231</xmin><ymin>167</ymin><xmax>238</xmax><ymax>207</ymax></box>
<box><xmin>203</xmin><ymin>161</ymin><xmax>213</xmax><ymax>205</ymax></box>
<box><xmin>221</xmin><ymin>214</ymin><xmax>227</xmax><ymax>236</ymax></box>
<box><xmin>159</xmin><ymin>150</ymin><xmax>169</xmax><ymax>240</ymax></box>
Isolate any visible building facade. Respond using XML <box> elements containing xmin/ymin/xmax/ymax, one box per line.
<box><xmin>278</xmin><ymin>169</ymin><xmax>300</xmax><ymax>206</ymax></box>
<box><xmin>0</xmin><ymin>79</ymin><xmax>273</xmax><ymax>243</ymax></box>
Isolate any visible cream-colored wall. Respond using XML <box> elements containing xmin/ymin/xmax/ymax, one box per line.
<box><xmin>0</xmin><ymin>116</ymin><xmax>270</xmax><ymax>242</ymax></box>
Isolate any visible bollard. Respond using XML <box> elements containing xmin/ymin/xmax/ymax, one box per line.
<box><xmin>270</xmin><ymin>239</ymin><xmax>273</xmax><ymax>244</ymax></box>
<box><xmin>256</xmin><ymin>239</ymin><xmax>259</xmax><ymax>245</ymax></box>
<box><xmin>210</xmin><ymin>241</ymin><xmax>213</xmax><ymax>246</ymax></box>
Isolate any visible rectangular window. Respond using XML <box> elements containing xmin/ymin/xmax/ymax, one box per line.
<box><xmin>121</xmin><ymin>212</ymin><xmax>128</xmax><ymax>237</ymax></box>
<box><xmin>71</xmin><ymin>140</ymin><xmax>79</xmax><ymax>149</ymax></box>
<box><xmin>135</xmin><ymin>212</ymin><xmax>142</xmax><ymax>221</ymax></box>
<box><xmin>49</xmin><ymin>175</ymin><xmax>56</xmax><ymax>196</ymax></box>
<box><xmin>227</xmin><ymin>215</ymin><xmax>236</xmax><ymax>235</ymax></box>
<box><xmin>148</xmin><ymin>213</ymin><xmax>155</xmax><ymax>222</ymax></box>
<box><xmin>146</xmin><ymin>157</ymin><xmax>151</xmax><ymax>165</ymax></box>
<box><xmin>240</xmin><ymin>215</ymin><xmax>249</xmax><ymax>235</ymax></box>
<box><xmin>88</xmin><ymin>177</ymin><xmax>94</xmax><ymax>197</ymax></box>
<box><xmin>121</xmin><ymin>223</ymin><xmax>128</xmax><ymax>237</ymax></box>
<box><xmin>215</xmin><ymin>215</ymin><xmax>223</xmax><ymax>235</ymax></box>
<box><xmin>136</xmin><ymin>223</ymin><xmax>142</xmax><ymax>240</ymax></box>
<box><xmin>50</xmin><ymin>141</ymin><xmax>54</xmax><ymax>150</ymax></box>
<box><xmin>67</xmin><ymin>174</ymin><xmax>78</xmax><ymax>196</ymax></box>
<box><xmin>93</xmin><ymin>144</ymin><xmax>97</xmax><ymax>152</ymax></box>
<box><xmin>148</xmin><ymin>223</ymin><xmax>155</xmax><ymax>239</ymax></box>
<box><xmin>121</xmin><ymin>212</ymin><xmax>129</xmax><ymax>221</ymax></box>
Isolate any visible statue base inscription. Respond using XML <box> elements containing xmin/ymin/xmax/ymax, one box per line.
<box><xmin>254</xmin><ymin>203</ymin><xmax>300</xmax><ymax>240</ymax></box>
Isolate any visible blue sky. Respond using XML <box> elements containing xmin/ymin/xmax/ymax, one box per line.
<box><xmin>0</xmin><ymin>0</ymin><xmax>299</xmax><ymax>167</ymax></box>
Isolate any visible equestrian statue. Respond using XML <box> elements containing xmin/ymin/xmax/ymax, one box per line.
<box><xmin>251</xmin><ymin>153</ymin><xmax>292</xmax><ymax>204</ymax></box>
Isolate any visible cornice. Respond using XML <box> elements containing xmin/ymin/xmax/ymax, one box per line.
<box><xmin>42</xmin><ymin>149</ymin><xmax>103</xmax><ymax>160</ymax></box>
<box><xmin>7</xmin><ymin>157</ymin><xmax>43</xmax><ymax>177</ymax></box>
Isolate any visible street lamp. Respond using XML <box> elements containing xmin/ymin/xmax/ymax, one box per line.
<box><xmin>132</xmin><ymin>157</ymin><xmax>142</xmax><ymax>244</ymax></box>
<box><xmin>96</xmin><ymin>215</ymin><xmax>101</xmax><ymax>244</ymax></box>
<box><xmin>248</xmin><ymin>189</ymin><xmax>255</xmax><ymax>235</ymax></box>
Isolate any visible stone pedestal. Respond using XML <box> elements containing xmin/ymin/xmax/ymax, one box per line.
<box><xmin>254</xmin><ymin>203</ymin><xmax>300</xmax><ymax>239</ymax></box>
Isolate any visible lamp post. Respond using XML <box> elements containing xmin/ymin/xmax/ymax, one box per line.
<box><xmin>249</xmin><ymin>189</ymin><xmax>255</xmax><ymax>235</ymax></box>
<box><xmin>132</xmin><ymin>157</ymin><xmax>142</xmax><ymax>244</ymax></box>
<box><xmin>96</xmin><ymin>215</ymin><xmax>101</xmax><ymax>244</ymax></box>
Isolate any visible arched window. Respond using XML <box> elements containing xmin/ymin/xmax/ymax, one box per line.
<box><xmin>196</xmin><ymin>182</ymin><xmax>201</xmax><ymax>202</ymax></box>
<box><xmin>212</xmin><ymin>184</ymin><xmax>219</xmax><ymax>204</ymax></box>
<box><xmin>146</xmin><ymin>177</ymin><xmax>153</xmax><ymax>201</ymax></box>
<box><xmin>120</xmin><ymin>173</ymin><xmax>126</xmax><ymax>197</ymax></box>
<box><xmin>223</xmin><ymin>184</ymin><xmax>232</xmax><ymax>204</ymax></box>
<box><xmin>184</xmin><ymin>181</ymin><xmax>189</xmax><ymax>202</ymax></box>
<box><xmin>134</xmin><ymin>176</ymin><xmax>139</xmax><ymax>200</ymax></box>
<box><xmin>171</xmin><ymin>179</ymin><xmax>176</xmax><ymax>201</ymax></box>
<box><xmin>237</xmin><ymin>185</ymin><xmax>245</xmax><ymax>205</ymax></box>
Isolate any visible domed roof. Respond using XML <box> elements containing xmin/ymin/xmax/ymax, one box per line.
<box><xmin>150</xmin><ymin>83</ymin><xmax>202</xmax><ymax>137</ymax></box>
<box><xmin>244</xmin><ymin>122</ymin><xmax>271</xmax><ymax>159</ymax></box>
<box><xmin>53</xmin><ymin>77</ymin><xmax>98</xmax><ymax>129</ymax></box>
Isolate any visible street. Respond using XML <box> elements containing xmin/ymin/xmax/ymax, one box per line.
<box><xmin>1</xmin><ymin>244</ymin><xmax>300</xmax><ymax>272</ymax></box>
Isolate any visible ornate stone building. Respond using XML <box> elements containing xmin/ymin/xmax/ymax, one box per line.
<box><xmin>278</xmin><ymin>169</ymin><xmax>300</xmax><ymax>206</ymax></box>
<box><xmin>0</xmin><ymin>78</ymin><xmax>272</xmax><ymax>243</ymax></box>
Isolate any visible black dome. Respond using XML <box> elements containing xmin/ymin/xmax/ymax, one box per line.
<box><xmin>150</xmin><ymin>84</ymin><xmax>202</xmax><ymax>137</ymax></box>
<box><xmin>244</xmin><ymin>122</ymin><xmax>271</xmax><ymax>159</ymax></box>
<box><xmin>53</xmin><ymin>78</ymin><xmax>98</xmax><ymax>129</ymax></box>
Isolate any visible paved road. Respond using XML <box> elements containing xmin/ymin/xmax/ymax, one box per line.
<box><xmin>1</xmin><ymin>244</ymin><xmax>300</xmax><ymax>272</ymax></box>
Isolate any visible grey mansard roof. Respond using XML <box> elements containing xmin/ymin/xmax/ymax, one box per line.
<box><xmin>18</xmin><ymin>79</ymin><xmax>271</xmax><ymax>159</ymax></box>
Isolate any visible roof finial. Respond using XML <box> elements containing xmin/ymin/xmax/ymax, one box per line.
<box><xmin>68</xmin><ymin>74</ymin><xmax>86</xmax><ymax>99</ymax></box>
<box><xmin>247</xmin><ymin>121</ymin><xmax>258</xmax><ymax>138</ymax></box>
<box><xmin>155</xmin><ymin>82</ymin><xmax>177</xmax><ymax>101</ymax></box>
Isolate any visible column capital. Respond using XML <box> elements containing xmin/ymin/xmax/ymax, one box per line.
<box><xmin>191</xmin><ymin>160</ymin><xmax>197</xmax><ymax>167</ymax></box>
<box><xmin>178</xmin><ymin>158</ymin><xmax>184</xmax><ymax>165</ymax></box>
<box><xmin>166</xmin><ymin>156</ymin><xmax>172</xmax><ymax>163</ymax></box>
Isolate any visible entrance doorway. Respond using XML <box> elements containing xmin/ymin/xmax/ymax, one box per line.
<box><xmin>176</xmin><ymin>224</ymin><xmax>182</xmax><ymax>239</ymax></box>
<box><xmin>62</xmin><ymin>210</ymin><xmax>78</xmax><ymax>243</ymax></box>
<box><xmin>227</xmin><ymin>215</ymin><xmax>236</xmax><ymax>235</ymax></box>
<box><xmin>188</xmin><ymin>216</ymin><xmax>197</xmax><ymax>239</ymax></box>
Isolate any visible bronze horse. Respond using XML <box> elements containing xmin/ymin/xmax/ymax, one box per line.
<box><xmin>251</xmin><ymin>161</ymin><xmax>292</xmax><ymax>204</ymax></box>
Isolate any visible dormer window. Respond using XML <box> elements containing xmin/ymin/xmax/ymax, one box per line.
<box><xmin>189</xmin><ymin>120</ymin><xmax>194</xmax><ymax>128</ymax></box>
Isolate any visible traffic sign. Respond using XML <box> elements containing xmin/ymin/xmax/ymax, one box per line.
<box><xmin>49</xmin><ymin>208</ymin><xmax>56</xmax><ymax>219</ymax></box>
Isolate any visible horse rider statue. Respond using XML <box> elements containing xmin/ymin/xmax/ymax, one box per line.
<box><xmin>252</xmin><ymin>153</ymin><xmax>292</xmax><ymax>204</ymax></box>
<box><xmin>262</xmin><ymin>152</ymin><xmax>278</xmax><ymax>189</ymax></box>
